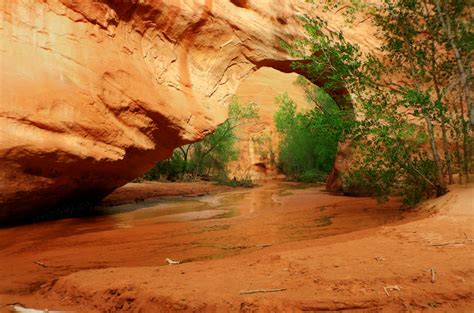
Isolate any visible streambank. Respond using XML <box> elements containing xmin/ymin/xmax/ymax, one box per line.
<box><xmin>1</xmin><ymin>183</ymin><xmax>472</xmax><ymax>312</ymax></box>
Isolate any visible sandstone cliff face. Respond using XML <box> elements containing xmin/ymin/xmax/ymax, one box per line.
<box><xmin>0</xmin><ymin>0</ymin><xmax>308</xmax><ymax>221</ymax></box>
<box><xmin>0</xmin><ymin>0</ymin><xmax>378</xmax><ymax>221</ymax></box>
<box><xmin>230</xmin><ymin>68</ymin><xmax>313</xmax><ymax>180</ymax></box>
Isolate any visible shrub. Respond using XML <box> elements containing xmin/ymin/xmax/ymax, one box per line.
<box><xmin>216</xmin><ymin>174</ymin><xmax>255</xmax><ymax>188</ymax></box>
<box><xmin>274</xmin><ymin>91</ymin><xmax>345</xmax><ymax>183</ymax></box>
<box><xmin>143</xmin><ymin>98</ymin><xmax>258</xmax><ymax>184</ymax></box>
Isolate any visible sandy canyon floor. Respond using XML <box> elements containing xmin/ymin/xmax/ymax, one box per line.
<box><xmin>0</xmin><ymin>181</ymin><xmax>472</xmax><ymax>312</ymax></box>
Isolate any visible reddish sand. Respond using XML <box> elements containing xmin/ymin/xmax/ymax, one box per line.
<box><xmin>0</xmin><ymin>182</ymin><xmax>473</xmax><ymax>312</ymax></box>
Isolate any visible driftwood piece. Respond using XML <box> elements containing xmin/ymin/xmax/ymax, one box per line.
<box><xmin>165</xmin><ymin>258</ymin><xmax>180</xmax><ymax>265</ymax></box>
<box><xmin>33</xmin><ymin>261</ymin><xmax>47</xmax><ymax>268</ymax></box>
<box><xmin>431</xmin><ymin>241</ymin><xmax>465</xmax><ymax>247</ymax></box>
<box><xmin>383</xmin><ymin>285</ymin><xmax>401</xmax><ymax>296</ymax></box>
<box><xmin>240</xmin><ymin>288</ymin><xmax>287</xmax><ymax>295</ymax></box>
<box><xmin>432</xmin><ymin>234</ymin><xmax>474</xmax><ymax>247</ymax></box>
<box><xmin>9</xmin><ymin>303</ymin><xmax>73</xmax><ymax>313</ymax></box>
<box><xmin>431</xmin><ymin>268</ymin><xmax>436</xmax><ymax>283</ymax></box>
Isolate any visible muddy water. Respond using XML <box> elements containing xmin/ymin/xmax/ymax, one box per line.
<box><xmin>98</xmin><ymin>183</ymin><xmax>285</xmax><ymax>226</ymax></box>
<box><xmin>0</xmin><ymin>182</ymin><xmax>407</xmax><ymax>302</ymax></box>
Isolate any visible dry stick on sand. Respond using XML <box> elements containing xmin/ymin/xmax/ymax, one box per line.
<box><xmin>33</xmin><ymin>261</ymin><xmax>47</xmax><ymax>268</ymax></box>
<box><xmin>383</xmin><ymin>285</ymin><xmax>401</xmax><ymax>296</ymax></box>
<box><xmin>431</xmin><ymin>241</ymin><xmax>466</xmax><ymax>247</ymax></box>
<box><xmin>9</xmin><ymin>303</ymin><xmax>72</xmax><ymax>313</ymax></box>
<box><xmin>431</xmin><ymin>268</ymin><xmax>436</xmax><ymax>283</ymax></box>
<box><xmin>432</xmin><ymin>234</ymin><xmax>473</xmax><ymax>247</ymax></box>
<box><xmin>165</xmin><ymin>258</ymin><xmax>180</xmax><ymax>265</ymax></box>
<box><xmin>240</xmin><ymin>288</ymin><xmax>287</xmax><ymax>295</ymax></box>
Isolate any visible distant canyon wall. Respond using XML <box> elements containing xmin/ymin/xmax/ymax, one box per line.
<box><xmin>230</xmin><ymin>68</ymin><xmax>312</xmax><ymax>181</ymax></box>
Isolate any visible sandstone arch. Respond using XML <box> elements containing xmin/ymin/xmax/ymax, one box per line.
<box><xmin>0</xmin><ymin>0</ymin><xmax>375</xmax><ymax>221</ymax></box>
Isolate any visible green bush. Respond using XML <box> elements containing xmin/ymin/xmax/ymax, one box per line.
<box><xmin>143</xmin><ymin>98</ymin><xmax>258</xmax><ymax>184</ymax></box>
<box><xmin>215</xmin><ymin>174</ymin><xmax>255</xmax><ymax>188</ymax></box>
<box><xmin>274</xmin><ymin>91</ymin><xmax>345</xmax><ymax>183</ymax></box>
<box><xmin>400</xmin><ymin>158</ymin><xmax>439</xmax><ymax>207</ymax></box>
<box><xmin>143</xmin><ymin>150</ymin><xmax>186</xmax><ymax>181</ymax></box>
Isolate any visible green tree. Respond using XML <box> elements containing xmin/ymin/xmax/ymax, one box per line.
<box><xmin>372</xmin><ymin>0</ymin><xmax>450</xmax><ymax>193</ymax></box>
<box><xmin>143</xmin><ymin>150</ymin><xmax>186</xmax><ymax>181</ymax></box>
<box><xmin>282</xmin><ymin>0</ymin><xmax>472</xmax><ymax>204</ymax></box>
<box><xmin>189</xmin><ymin>97</ymin><xmax>258</xmax><ymax>179</ymax></box>
<box><xmin>143</xmin><ymin>98</ymin><xmax>258</xmax><ymax>182</ymax></box>
<box><xmin>430</xmin><ymin>0</ymin><xmax>473</xmax><ymax>183</ymax></box>
<box><xmin>274</xmin><ymin>89</ymin><xmax>345</xmax><ymax>183</ymax></box>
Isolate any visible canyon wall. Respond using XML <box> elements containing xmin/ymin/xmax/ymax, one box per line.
<box><xmin>0</xmin><ymin>0</ymin><xmax>377</xmax><ymax>221</ymax></box>
<box><xmin>0</xmin><ymin>0</ymin><xmax>305</xmax><ymax>221</ymax></box>
<box><xmin>230</xmin><ymin>68</ymin><xmax>312</xmax><ymax>181</ymax></box>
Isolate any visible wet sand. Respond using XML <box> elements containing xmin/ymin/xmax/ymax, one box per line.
<box><xmin>0</xmin><ymin>182</ymin><xmax>472</xmax><ymax>312</ymax></box>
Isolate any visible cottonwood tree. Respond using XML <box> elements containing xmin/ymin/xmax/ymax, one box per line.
<box><xmin>373</xmin><ymin>0</ymin><xmax>472</xmax><ymax>185</ymax></box>
<box><xmin>280</xmin><ymin>0</ymin><xmax>473</xmax><ymax>204</ymax></box>
<box><xmin>274</xmin><ymin>91</ymin><xmax>345</xmax><ymax>182</ymax></box>
<box><xmin>190</xmin><ymin>97</ymin><xmax>258</xmax><ymax>179</ymax></box>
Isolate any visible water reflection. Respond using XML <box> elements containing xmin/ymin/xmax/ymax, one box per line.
<box><xmin>99</xmin><ymin>183</ymin><xmax>289</xmax><ymax>227</ymax></box>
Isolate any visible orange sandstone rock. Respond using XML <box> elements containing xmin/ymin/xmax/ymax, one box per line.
<box><xmin>0</xmin><ymin>0</ymin><xmax>378</xmax><ymax>221</ymax></box>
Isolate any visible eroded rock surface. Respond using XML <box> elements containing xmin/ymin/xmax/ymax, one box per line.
<box><xmin>0</xmin><ymin>0</ymin><xmax>301</xmax><ymax>220</ymax></box>
<box><xmin>0</xmin><ymin>0</ymin><xmax>378</xmax><ymax>221</ymax></box>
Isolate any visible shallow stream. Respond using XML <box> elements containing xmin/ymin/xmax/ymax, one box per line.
<box><xmin>0</xmin><ymin>182</ymin><xmax>407</xmax><ymax>299</ymax></box>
